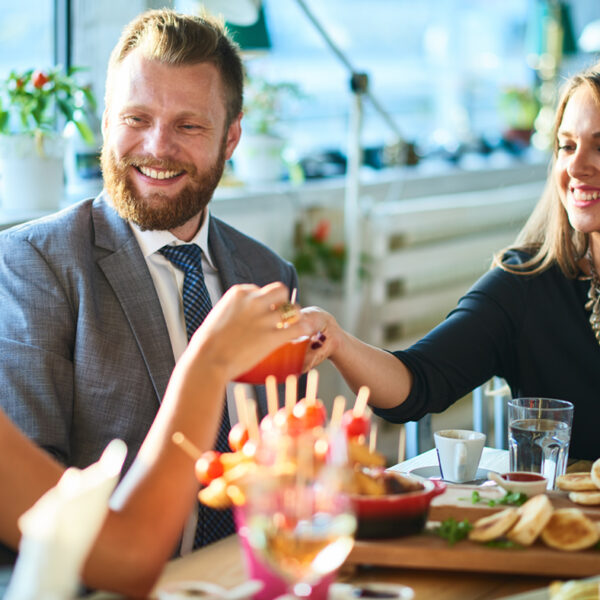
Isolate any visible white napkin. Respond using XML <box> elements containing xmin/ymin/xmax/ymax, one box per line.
<box><xmin>5</xmin><ymin>439</ymin><xmax>127</xmax><ymax>600</ymax></box>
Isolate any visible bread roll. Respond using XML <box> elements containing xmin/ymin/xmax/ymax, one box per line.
<box><xmin>556</xmin><ymin>472</ymin><xmax>597</xmax><ymax>491</ymax></box>
<box><xmin>541</xmin><ymin>508</ymin><xmax>599</xmax><ymax>551</ymax></box>
<box><xmin>568</xmin><ymin>490</ymin><xmax>600</xmax><ymax>505</ymax></box>
<box><xmin>468</xmin><ymin>507</ymin><xmax>519</xmax><ymax>542</ymax></box>
<box><xmin>506</xmin><ymin>494</ymin><xmax>553</xmax><ymax>546</ymax></box>
<box><xmin>591</xmin><ymin>457</ymin><xmax>600</xmax><ymax>489</ymax></box>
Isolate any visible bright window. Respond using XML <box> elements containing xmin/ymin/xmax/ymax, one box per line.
<box><xmin>0</xmin><ymin>1</ymin><xmax>55</xmax><ymax>78</ymax></box>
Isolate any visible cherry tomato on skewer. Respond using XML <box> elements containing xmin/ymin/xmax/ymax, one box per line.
<box><xmin>341</xmin><ymin>409</ymin><xmax>370</xmax><ymax>440</ymax></box>
<box><xmin>272</xmin><ymin>406</ymin><xmax>304</xmax><ymax>437</ymax></box>
<box><xmin>194</xmin><ymin>450</ymin><xmax>224</xmax><ymax>486</ymax></box>
<box><xmin>293</xmin><ymin>399</ymin><xmax>327</xmax><ymax>430</ymax></box>
<box><xmin>228</xmin><ymin>422</ymin><xmax>249</xmax><ymax>452</ymax></box>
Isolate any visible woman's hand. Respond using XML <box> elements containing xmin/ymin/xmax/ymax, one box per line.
<box><xmin>187</xmin><ymin>282</ymin><xmax>315</xmax><ymax>381</ymax></box>
<box><xmin>300</xmin><ymin>306</ymin><xmax>345</xmax><ymax>371</ymax></box>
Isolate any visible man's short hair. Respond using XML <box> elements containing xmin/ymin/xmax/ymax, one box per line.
<box><xmin>106</xmin><ymin>8</ymin><xmax>244</xmax><ymax>126</ymax></box>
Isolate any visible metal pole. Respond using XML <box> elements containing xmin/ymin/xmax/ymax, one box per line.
<box><xmin>343</xmin><ymin>79</ymin><xmax>364</xmax><ymax>333</ymax></box>
<box><xmin>293</xmin><ymin>0</ymin><xmax>403</xmax><ymax>142</ymax></box>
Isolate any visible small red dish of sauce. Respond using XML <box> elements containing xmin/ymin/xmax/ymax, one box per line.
<box><xmin>488</xmin><ymin>470</ymin><xmax>548</xmax><ymax>495</ymax></box>
<box><xmin>502</xmin><ymin>472</ymin><xmax>546</xmax><ymax>482</ymax></box>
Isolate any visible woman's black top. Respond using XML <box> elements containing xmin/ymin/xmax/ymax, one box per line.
<box><xmin>374</xmin><ymin>250</ymin><xmax>600</xmax><ymax>460</ymax></box>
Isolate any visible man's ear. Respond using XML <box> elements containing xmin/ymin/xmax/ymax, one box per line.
<box><xmin>224</xmin><ymin>113</ymin><xmax>242</xmax><ymax>160</ymax></box>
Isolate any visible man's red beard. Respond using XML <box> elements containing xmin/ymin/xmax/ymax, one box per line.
<box><xmin>100</xmin><ymin>143</ymin><xmax>226</xmax><ymax>231</ymax></box>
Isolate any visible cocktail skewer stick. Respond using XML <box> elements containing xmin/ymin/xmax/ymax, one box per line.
<box><xmin>369</xmin><ymin>421</ymin><xmax>378</xmax><ymax>454</ymax></box>
<box><xmin>172</xmin><ymin>431</ymin><xmax>201</xmax><ymax>461</ymax></box>
<box><xmin>398</xmin><ymin>424</ymin><xmax>406</xmax><ymax>464</ymax></box>
<box><xmin>233</xmin><ymin>384</ymin><xmax>248</xmax><ymax>427</ymax></box>
<box><xmin>265</xmin><ymin>375</ymin><xmax>278</xmax><ymax>416</ymax></box>
<box><xmin>353</xmin><ymin>385</ymin><xmax>370</xmax><ymax>416</ymax></box>
<box><xmin>330</xmin><ymin>395</ymin><xmax>346</xmax><ymax>430</ymax></box>
<box><xmin>290</xmin><ymin>288</ymin><xmax>297</xmax><ymax>305</ymax></box>
<box><xmin>246</xmin><ymin>398</ymin><xmax>260</xmax><ymax>443</ymax></box>
<box><xmin>285</xmin><ymin>374</ymin><xmax>297</xmax><ymax>414</ymax></box>
<box><xmin>305</xmin><ymin>369</ymin><xmax>318</xmax><ymax>405</ymax></box>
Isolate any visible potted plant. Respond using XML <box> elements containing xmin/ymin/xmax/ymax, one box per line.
<box><xmin>293</xmin><ymin>218</ymin><xmax>347</xmax><ymax>287</ymax></box>
<box><xmin>293</xmin><ymin>217</ymin><xmax>372</xmax><ymax>319</ymax></box>
<box><xmin>234</xmin><ymin>73</ymin><xmax>304</xmax><ymax>184</ymax></box>
<box><xmin>0</xmin><ymin>66</ymin><xmax>97</xmax><ymax>213</ymax></box>
<box><xmin>498</xmin><ymin>86</ymin><xmax>540</xmax><ymax>149</ymax></box>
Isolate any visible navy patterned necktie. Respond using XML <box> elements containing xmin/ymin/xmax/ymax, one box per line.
<box><xmin>159</xmin><ymin>244</ymin><xmax>235</xmax><ymax>547</ymax></box>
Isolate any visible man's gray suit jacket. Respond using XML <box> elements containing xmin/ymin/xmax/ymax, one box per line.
<box><xmin>0</xmin><ymin>192</ymin><xmax>298</xmax><ymax>472</ymax></box>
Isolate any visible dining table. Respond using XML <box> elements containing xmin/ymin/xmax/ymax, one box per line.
<box><xmin>88</xmin><ymin>446</ymin><xmax>581</xmax><ymax>600</ymax></box>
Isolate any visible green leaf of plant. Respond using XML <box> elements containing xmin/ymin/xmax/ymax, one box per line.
<box><xmin>0</xmin><ymin>111</ymin><xmax>9</xmax><ymax>134</ymax></box>
<box><xmin>74</xmin><ymin>120</ymin><xmax>95</xmax><ymax>146</ymax></box>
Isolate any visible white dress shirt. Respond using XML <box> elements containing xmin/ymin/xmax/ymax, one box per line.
<box><xmin>130</xmin><ymin>211</ymin><xmax>245</xmax><ymax>554</ymax></box>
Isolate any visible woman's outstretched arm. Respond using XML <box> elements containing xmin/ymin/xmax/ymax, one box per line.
<box><xmin>301</xmin><ymin>306</ymin><xmax>413</xmax><ymax>409</ymax></box>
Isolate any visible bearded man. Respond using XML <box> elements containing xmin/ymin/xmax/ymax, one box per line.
<box><xmin>0</xmin><ymin>9</ymin><xmax>298</xmax><ymax>553</ymax></box>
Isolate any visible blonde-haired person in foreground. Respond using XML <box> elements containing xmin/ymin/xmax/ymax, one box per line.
<box><xmin>0</xmin><ymin>283</ymin><xmax>315</xmax><ymax>597</ymax></box>
<box><xmin>302</xmin><ymin>62</ymin><xmax>600</xmax><ymax>463</ymax></box>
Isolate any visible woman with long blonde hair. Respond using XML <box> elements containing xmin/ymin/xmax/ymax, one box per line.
<box><xmin>303</xmin><ymin>64</ymin><xmax>600</xmax><ymax>462</ymax></box>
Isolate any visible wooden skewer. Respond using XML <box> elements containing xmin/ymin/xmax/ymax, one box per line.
<box><xmin>398</xmin><ymin>424</ymin><xmax>406</xmax><ymax>464</ymax></box>
<box><xmin>353</xmin><ymin>385</ymin><xmax>370</xmax><ymax>417</ymax></box>
<box><xmin>265</xmin><ymin>375</ymin><xmax>279</xmax><ymax>416</ymax></box>
<box><xmin>233</xmin><ymin>384</ymin><xmax>248</xmax><ymax>427</ymax></box>
<box><xmin>246</xmin><ymin>399</ymin><xmax>260</xmax><ymax>443</ymax></box>
<box><xmin>285</xmin><ymin>374</ymin><xmax>297</xmax><ymax>414</ymax></box>
<box><xmin>330</xmin><ymin>395</ymin><xmax>346</xmax><ymax>430</ymax></box>
<box><xmin>369</xmin><ymin>421</ymin><xmax>378</xmax><ymax>454</ymax></box>
<box><xmin>172</xmin><ymin>431</ymin><xmax>202</xmax><ymax>461</ymax></box>
<box><xmin>290</xmin><ymin>288</ymin><xmax>297</xmax><ymax>305</ymax></box>
<box><xmin>305</xmin><ymin>369</ymin><xmax>318</xmax><ymax>405</ymax></box>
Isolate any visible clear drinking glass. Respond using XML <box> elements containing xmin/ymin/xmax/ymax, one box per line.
<box><xmin>507</xmin><ymin>397</ymin><xmax>574</xmax><ymax>490</ymax></box>
<box><xmin>240</xmin><ymin>428</ymin><xmax>356</xmax><ymax>599</ymax></box>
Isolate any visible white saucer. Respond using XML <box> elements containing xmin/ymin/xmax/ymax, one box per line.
<box><xmin>409</xmin><ymin>465</ymin><xmax>494</xmax><ymax>485</ymax></box>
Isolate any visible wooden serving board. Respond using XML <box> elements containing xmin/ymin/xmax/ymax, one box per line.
<box><xmin>346</xmin><ymin>528</ymin><xmax>600</xmax><ymax>578</ymax></box>
<box><xmin>346</xmin><ymin>485</ymin><xmax>600</xmax><ymax>578</ymax></box>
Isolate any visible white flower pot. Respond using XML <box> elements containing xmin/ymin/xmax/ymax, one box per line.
<box><xmin>0</xmin><ymin>133</ymin><xmax>65</xmax><ymax>214</ymax></box>
<box><xmin>233</xmin><ymin>133</ymin><xmax>286</xmax><ymax>183</ymax></box>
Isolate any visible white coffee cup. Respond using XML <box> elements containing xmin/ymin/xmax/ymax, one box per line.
<box><xmin>434</xmin><ymin>429</ymin><xmax>486</xmax><ymax>483</ymax></box>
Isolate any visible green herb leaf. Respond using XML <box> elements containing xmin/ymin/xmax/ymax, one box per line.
<box><xmin>468</xmin><ymin>489</ymin><xmax>528</xmax><ymax>507</ymax></box>
<box><xmin>496</xmin><ymin>491</ymin><xmax>527</xmax><ymax>506</ymax></box>
<box><xmin>434</xmin><ymin>518</ymin><xmax>473</xmax><ymax>545</ymax></box>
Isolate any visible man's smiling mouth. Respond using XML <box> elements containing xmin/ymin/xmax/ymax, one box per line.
<box><xmin>137</xmin><ymin>166</ymin><xmax>184</xmax><ymax>180</ymax></box>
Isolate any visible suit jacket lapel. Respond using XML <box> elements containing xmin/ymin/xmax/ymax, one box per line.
<box><xmin>208</xmin><ymin>215</ymin><xmax>274</xmax><ymax>417</ymax></box>
<box><xmin>208</xmin><ymin>216</ymin><xmax>254</xmax><ymax>288</ymax></box>
<box><xmin>92</xmin><ymin>195</ymin><xmax>174</xmax><ymax>404</ymax></box>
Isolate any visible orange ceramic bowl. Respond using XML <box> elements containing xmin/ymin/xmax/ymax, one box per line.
<box><xmin>351</xmin><ymin>473</ymin><xmax>446</xmax><ymax>539</ymax></box>
<box><xmin>234</xmin><ymin>337</ymin><xmax>310</xmax><ymax>384</ymax></box>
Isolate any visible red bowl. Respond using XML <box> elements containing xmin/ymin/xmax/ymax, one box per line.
<box><xmin>234</xmin><ymin>337</ymin><xmax>309</xmax><ymax>384</ymax></box>
<box><xmin>351</xmin><ymin>474</ymin><xmax>446</xmax><ymax>539</ymax></box>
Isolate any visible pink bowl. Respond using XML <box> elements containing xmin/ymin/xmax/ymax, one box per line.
<box><xmin>234</xmin><ymin>507</ymin><xmax>335</xmax><ymax>600</ymax></box>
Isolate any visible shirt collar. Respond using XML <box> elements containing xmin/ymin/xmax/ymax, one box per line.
<box><xmin>129</xmin><ymin>210</ymin><xmax>216</xmax><ymax>269</ymax></box>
